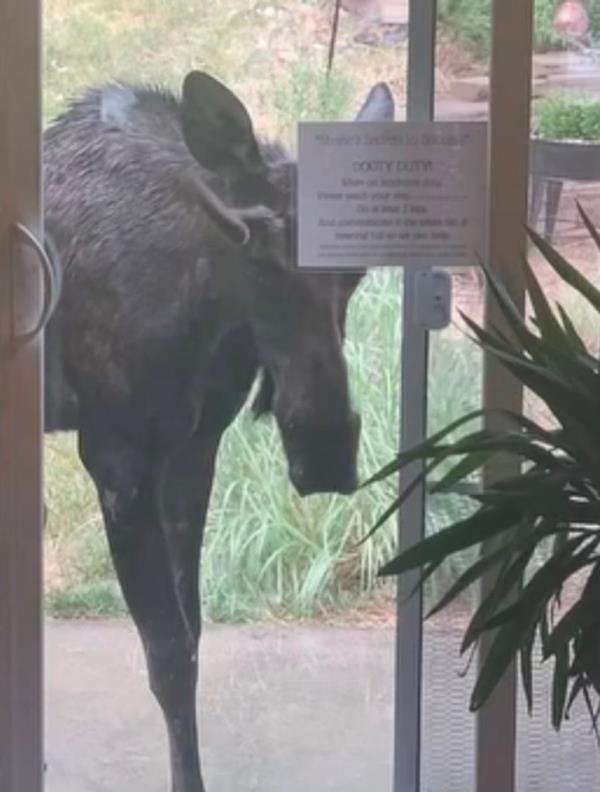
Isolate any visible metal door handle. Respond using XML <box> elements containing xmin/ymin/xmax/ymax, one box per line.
<box><xmin>11</xmin><ymin>222</ymin><xmax>60</xmax><ymax>346</ymax></box>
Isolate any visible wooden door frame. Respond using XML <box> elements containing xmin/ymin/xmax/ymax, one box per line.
<box><xmin>477</xmin><ymin>2</ymin><xmax>533</xmax><ymax>791</ymax></box>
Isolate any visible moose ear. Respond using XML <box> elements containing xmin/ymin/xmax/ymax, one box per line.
<box><xmin>181</xmin><ymin>71</ymin><xmax>265</xmax><ymax>180</ymax></box>
<box><xmin>355</xmin><ymin>83</ymin><xmax>395</xmax><ymax>122</ymax></box>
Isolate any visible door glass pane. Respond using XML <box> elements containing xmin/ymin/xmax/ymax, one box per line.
<box><xmin>43</xmin><ymin>1</ymin><xmax>408</xmax><ymax>789</ymax></box>
<box><xmin>418</xmin><ymin>8</ymin><xmax>491</xmax><ymax>790</ymax></box>
<box><xmin>424</xmin><ymin>3</ymin><xmax>600</xmax><ymax>791</ymax></box>
<box><xmin>516</xmin><ymin>3</ymin><xmax>600</xmax><ymax>788</ymax></box>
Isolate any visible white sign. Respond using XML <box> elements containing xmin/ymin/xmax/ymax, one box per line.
<box><xmin>297</xmin><ymin>121</ymin><xmax>487</xmax><ymax>270</ymax></box>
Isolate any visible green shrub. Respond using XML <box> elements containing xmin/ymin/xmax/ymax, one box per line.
<box><xmin>439</xmin><ymin>0</ymin><xmax>600</xmax><ymax>56</ymax></box>
<box><xmin>438</xmin><ymin>0</ymin><xmax>491</xmax><ymax>55</ymax></box>
<box><xmin>534</xmin><ymin>0</ymin><xmax>565</xmax><ymax>51</ymax></box>
<box><xmin>534</xmin><ymin>92</ymin><xmax>600</xmax><ymax>140</ymax></box>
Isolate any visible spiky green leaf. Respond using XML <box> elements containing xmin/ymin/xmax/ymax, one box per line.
<box><xmin>379</xmin><ymin>503</ymin><xmax>522</xmax><ymax>577</ymax></box>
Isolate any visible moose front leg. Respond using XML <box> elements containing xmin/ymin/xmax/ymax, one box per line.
<box><xmin>78</xmin><ymin>427</ymin><xmax>218</xmax><ymax>792</ymax></box>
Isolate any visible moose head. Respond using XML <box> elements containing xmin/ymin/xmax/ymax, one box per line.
<box><xmin>179</xmin><ymin>71</ymin><xmax>395</xmax><ymax>495</ymax></box>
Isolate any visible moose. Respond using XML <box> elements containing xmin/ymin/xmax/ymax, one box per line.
<box><xmin>43</xmin><ymin>70</ymin><xmax>395</xmax><ymax>791</ymax></box>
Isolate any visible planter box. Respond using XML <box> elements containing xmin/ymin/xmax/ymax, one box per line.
<box><xmin>529</xmin><ymin>137</ymin><xmax>600</xmax><ymax>241</ymax></box>
<box><xmin>531</xmin><ymin>137</ymin><xmax>600</xmax><ymax>181</ymax></box>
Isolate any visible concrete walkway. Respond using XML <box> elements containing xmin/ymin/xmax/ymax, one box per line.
<box><xmin>45</xmin><ymin>619</ymin><xmax>599</xmax><ymax>792</ymax></box>
<box><xmin>438</xmin><ymin>50</ymin><xmax>600</xmax><ymax>122</ymax></box>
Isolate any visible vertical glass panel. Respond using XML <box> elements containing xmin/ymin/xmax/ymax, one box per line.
<box><xmin>43</xmin><ymin>1</ymin><xmax>408</xmax><ymax>789</ymax></box>
<box><xmin>422</xmin><ymin>2</ymin><xmax>600</xmax><ymax>790</ymax></box>
<box><xmin>418</xmin><ymin>6</ymin><xmax>491</xmax><ymax>790</ymax></box>
<box><xmin>516</xmin><ymin>1</ymin><xmax>600</xmax><ymax>788</ymax></box>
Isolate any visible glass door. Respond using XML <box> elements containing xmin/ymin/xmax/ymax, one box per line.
<box><xmin>41</xmin><ymin>2</ymin><xmax>407</xmax><ymax>790</ymax></box>
<box><xmin>11</xmin><ymin>2</ymin><xmax>597</xmax><ymax>791</ymax></box>
<box><xmin>517</xmin><ymin>3</ymin><xmax>600</xmax><ymax>788</ymax></box>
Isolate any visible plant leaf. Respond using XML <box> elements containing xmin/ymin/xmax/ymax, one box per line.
<box><xmin>479</xmin><ymin>260</ymin><xmax>548</xmax><ymax>360</ymax></box>
<box><xmin>462</xmin><ymin>539</ymin><xmax>536</xmax><ymax>653</ymax></box>
<box><xmin>555</xmin><ymin>302</ymin><xmax>593</xmax><ymax>360</ymax></box>
<box><xmin>565</xmin><ymin>673</ymin><xmax>586</xmax><ymax>719</ymax></box>
<box><xmin>378</xmin><ymin>503</ymin><xmax>521</xmax><ymax>577</ymax></box>
<box><xmin>426</xmin><ymin>543</ymin><xmax>510</xmax><ymax>619</ymax></box>
<box><xmin>546</xmin><ymin>564</ymin><xmax>600</xmax><ymax>659</ymax></box>
<box><xmin>360</xmin><ymin>409</ymin><xmax>488</xmax><ymax>487</ymax></box>
<box><xmin>470</xmin><ymin>538</ymin><xmax>597</xmax><ymax>711</ymax></box>
<box><xmin>576</xmin><ymin>201</ymin><xmax>600</xmax><ymax>252</ymax></box>
<box><xmin>429</xmin><ymin>450</ymin><xmax>489</xmax><ymax>494</ymax></box>
<box><xmin>359</xmin><ymin>457</ymin><xmax>439</xmax><ymax>544</ymax></box>
<box><xmin>527</xmin><ymin>225</ymin><xmax>600</xmax><ymax>314</ymax></box>
<box><xmin>540</xmin><ymin>608</ymin><xmax>550</xmax><ymax>657</ymax></box>
<box><xmin>523</xmin><ymin>255</ymin><xmax>566</xmax><ymax>349</ymax></box>
<box><xmin>470</xmin><ymin>619</ymin><xmax>523</xmax><ymax>711</ymax></box>
<box><xmin>463</xmin><ymin>532</ymin><xmax>589</xmax><ymax>653</ymax></box>
<box><xmin>552</xmin><ymin>644</ymin><xmax>570</xmax><ymax>730</ymax></box>
<box><xmin>520</xmin><ymin>622</ymin><xmax>536</xmax><ymax>714</ymax></box>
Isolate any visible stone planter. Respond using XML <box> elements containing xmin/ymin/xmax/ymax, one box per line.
<box><xmin>529</xmin><ymin>137</ymin><xmax>600</xmax><ymax>241</ymax></box>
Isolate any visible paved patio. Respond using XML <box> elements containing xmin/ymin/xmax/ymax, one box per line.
<box><xmin>45</xmin><ymin>619</ymin><xmax>600</xmax><ymax>792</ymax></box>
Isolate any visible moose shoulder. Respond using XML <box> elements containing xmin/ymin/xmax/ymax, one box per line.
<box><xmin>43</xmin><ymin>71</ymin><xmax>394</xmax><ymax>792</ymax></box>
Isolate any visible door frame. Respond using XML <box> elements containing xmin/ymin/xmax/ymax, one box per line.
<box><xmin>0</xmin><ymin>0</ymin><xmax>45</xmax><ymax>789</ymax></box>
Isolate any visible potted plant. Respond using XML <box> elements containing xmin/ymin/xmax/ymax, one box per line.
<box><xmin>365</xmin><ymin>206</ymin><xmax>600</xmax><ymax>730</ymax></box>
<box><xmin>530</xmin><ymin>93</ymin><xmax>600</xmax><ymax>240</ymax></box>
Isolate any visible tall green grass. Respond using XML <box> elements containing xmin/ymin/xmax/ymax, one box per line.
<box><xmin>45</xmin><ymin>270</ymin><xmax>482</xmax><ymax>620</ymax></box>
